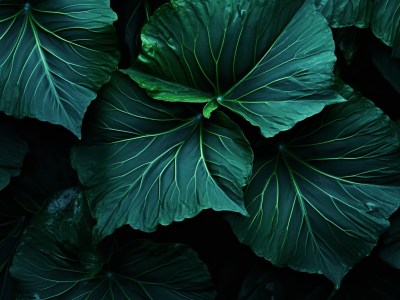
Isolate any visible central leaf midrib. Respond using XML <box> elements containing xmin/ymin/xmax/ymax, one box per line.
<box><xmin>28</xmin><ymin>14</ymin><xmax>61</xmax><ymax>105</ymax></box>
<box><xmin>219</xmin><ymin>18</ymin><xmax>288</xmax><ymax>100</ymax></box>
<box><xmin>280</xmin><ymin>151</ymin><xmax>321</xmax><ymax>257</ymax></box>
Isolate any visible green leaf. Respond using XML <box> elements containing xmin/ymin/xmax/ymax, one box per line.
<box><xmin>71</xmin><ymin>72</ymin><xmax>252</xmax><ymax>240</ymax></box>
<box><xmin>0</xmin><ymin>1</ymin><xmax>120</xmax><ymax>138</ymax></box>
<box><xmin>333</xmin><ymin>28</ymin><xmax>361</xmax><ymax>65</ymax></box>
<box><xmin>0</xmin><ymin>174</ymin><xmax>47</xmax><ymax>300</ymax></box>
<box><xmin>124</xmin><ymin>0</ymin><xmax>151</xmax><ymax>62</ymax></box>
<box><xmin>126</xmin><ymin>0</ymin><xmax>343</xmax><ymax>137</ymax></box>
<box><xmin>379</xmin><ymin>210</ymin><xmax>400</xmax><ymax>269</ymax></box>
<box><xmin>371</xmin><ymin>41</ymin><xmax>400</xmax><ymax>94</ymax></box>
<box><xmin>0</xmin><ymin>219</ymin><xmax>23</xmax><ymax>300</ymax></box>
<box><xmin>371</xmin><ymin>0</ymin><xmax>400</xmax><ymax>58</ymax></box>
<box><xmin>10</xmin><ymin>188</ymin><xmax>216</xmax><ymax>299</ymax></box>
<box><xmin>331</xmin><ymin>255</ymin><xmax>400</xmax><ymax>299</ymax></box>
<box><xmin>0</xmin><ymin>119</ymin><xmax>28</xmax><ymax>191</ymax></box>
<box><xmin>315</xmin><ymin>0</ymin><xmax>372</xmax><ymax>28</ymax></box>
<box><xmin>227</xmin><ymin>87</ymin><xmax>400</xmax><ymax>287</ymax></box>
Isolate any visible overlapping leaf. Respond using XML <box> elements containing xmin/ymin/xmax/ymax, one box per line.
<box><xmin>0</xmin><ymin>0</ymin><xmax>119</xmax><ymax>138</ymax></box>
<box><xmin>371</xmin><ymin>0</ymin><xmax>400</xmax><ymax>57</ymax></box>
<box><xmin>10</xmin><ymin>188</ymin><xmax>216</xmax><ymax>299</ymax></box>
<box><xmin>71</xmin><ymin>71</ymin><xmax>252</xmax><ymax>240</ymax></box>
<box><xmin>315</xmin><ymin>0</ymin><xmax>372</xmax><ymax>28</ymax></box>
<box><xmin>316</xmin><ymin>0</ymin><xmax>400</xmax><ymax>58</ymax></box>
<box><xmin>379</xmin><ymin>210</ymin><xmax>400</xmax><ymax>269</ymax></box>
<box><xmin>0</xmin><ymin>119</ymin><xmax>28</xmax><ymax>191</ymax></box>
<box><xmin>0</xmin><ymin>176</ymin><xmax>50</xmax><ymax>300</ymax></box>
<box><xmin>126</xmin><ymin>0</ymin><xmax>343</xmax><ymax>137</ymax></box>
<box><xmin>227</xmin><ymin>86</ymin><xmax>400</xmax><ymax>286</ymax></box>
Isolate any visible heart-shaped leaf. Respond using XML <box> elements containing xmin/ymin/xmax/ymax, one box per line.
<box><xmin>0</xmin><ymin>0</ymin><xmax>120</xmax><ymax>138</ymax></box>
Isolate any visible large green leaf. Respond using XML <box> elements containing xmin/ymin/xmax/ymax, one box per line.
<box><xmin>227</xmin><ymin>86</ymin><xmax>400</xmax><ymax>286</ymax></box>
<box><xmin>371</xmin><ymin>0</ymin><xmax>400</xmax><ymax>58</ymax></box>
<box><xmin>315</xmin><ymin>0</ymin><xmax>372</xmax><ymax>28</ymax></box>
<box><xmin>0</xmin><ymin>174</ymin><xmax>48</xmax><ymax>300</ymax></box>
<box><xmin>316</xmin><ymin>0</ymin><xmax>400</xmax><ymax>58</ymax></box>
<box><xmin>71</xmin><ymin>71</ymin><xmax>252</xmax><ymax>240</ymax></box>
<box><xmin>10</xmin><ymin>188</ymin><xmax>216</xmax><ymax>299</ymax></box>
<box><xmin>0</xmin><ymin>119</ymin><xmax>28</xmax><ymax>191</ymax></box>
<box><xmin>126</xmin><ymin>0</ymin><xmax>343</xmax><ymax>138</ymax></box>
<box><xmin>0</xmin><ymin>0</ymin><xmax>119</xmax><ymax>138</ymax></box>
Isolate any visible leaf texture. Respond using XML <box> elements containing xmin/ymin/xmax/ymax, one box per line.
<box><xmin>126</xmin><ymin>0</ymin><xmax>343</xmax><ymax>137</ymax></box>
<box><xmin>227</xmin><ymin>86</ymin><xmax>400</xmax><ymax>286</ymax></box>
<box><xmin>71</xmin><ymin>72</ymin><xmax>252</xmax><ymax>240</ymax></box>
<box><xmin>0</xmin><ymin>0</ymin><xmax>120</xmax><ymax>137</ymax></box>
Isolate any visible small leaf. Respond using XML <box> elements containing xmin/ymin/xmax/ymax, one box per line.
<box><xmin>71</xmin><ymin>72</ymin><xmax>252</xmax><ymax>240</ymax></box>
<box><xmin>227</xmin><ymin>86</ymin><xmax>400</xmax><ymax>286</ymax></box>
<box><xmin>0</xmin><ymin>0</ymin><xmax>120</xmax><ymax>138</ymax></box>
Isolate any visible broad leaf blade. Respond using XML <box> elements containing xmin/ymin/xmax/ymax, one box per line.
<box><xmin>10</xmin><ymin>189</ymin><xmax>216</xmax><ymax>299</ymax></box>
<box><xmin>227</xmin><ymin>87</ymin><xmax>400</xmax><ymax>286</ymax></box>
<box><xmin>127</xmin><ymin>0</ymin><xmax>343</xmax><ymax>137</ymax></box>
<box><xmin>71</xmin><ymin>72</ymin><xmax>252</xmax><ymax>240</ymax></box>
<box><xmin>0</xmin><ymin>119</ymin><xmax>28</xmax><ymax>191</ymax></box>
<box><xmin>0</xmin><ymin>1</ymin><xmax>119</xmax><ymax>138</ymax></box>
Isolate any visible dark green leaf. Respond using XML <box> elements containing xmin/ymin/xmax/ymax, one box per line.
<box><xmin>332</xmin><ymin>254</ymin><xmax>400</xmax><ymax>300</ymax></box>
<box><xmin>371</xmin><ymin>0</ymin><xmax>400</xmax><ymax>58</ymax></box>
<box><xmin>371</xmin><ymin>41</ymin><xmax>400</xmax><ymax>94</ymax></box>
<box><xmin>333</xmin><ymin>27</ymin><xmax>361</xmax><ymax>65</ymax></box>
<box><xmin>0</xmin><ymin>174</ymin><xmax>46</xmax><ymax>300</ymax></box>
<box><xmin>0</xmin><ymin>0</ymin><xmax>120</xmax><ymax>138</ymax></box>
<box><xmin>124</xmin><ymin>0</ymin><xmax>150</xmax><ymax>62</ymax></box>
<box><xmin>10</xmin><ymin>188</ymin><xmax>216</xmax><ymax>299</ymax></box>
<box><xmin>237</xmin><ymin>261</ymin><xmax>333</xmax><ymax>300</ymax></box>
<box><xmin>126</xmin><ymin>0</ymin><xmax>343</xmax><ymax>137</ymax></box>
<box><xmin>315</xmin><ymin>0</ymin><xmax>371</xmax><ymax>28</ymax></box>
<box><xmin>227</xmin><ymin>86</ymin><xmax>400</xmax><ymax>286</ymax></box>
<box><xmin>71</xmin><ymin>72</ymin><xmax>252</xmax><ymax>240</ymax></box>
<box><xmin>380</xmin><ymin>210</ymin><xmax>400</xmax><ymax>269</ymax></box>
<box><xmin>0</xmin><ymin>120</ymin><xmax>28</xmax><ymax>191</ymax></box>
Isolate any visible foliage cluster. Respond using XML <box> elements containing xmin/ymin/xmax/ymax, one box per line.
<box><xmin>1</xmin><ymin>0</ymin><xmax>400</xmax><ymax>299</ymax></box>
